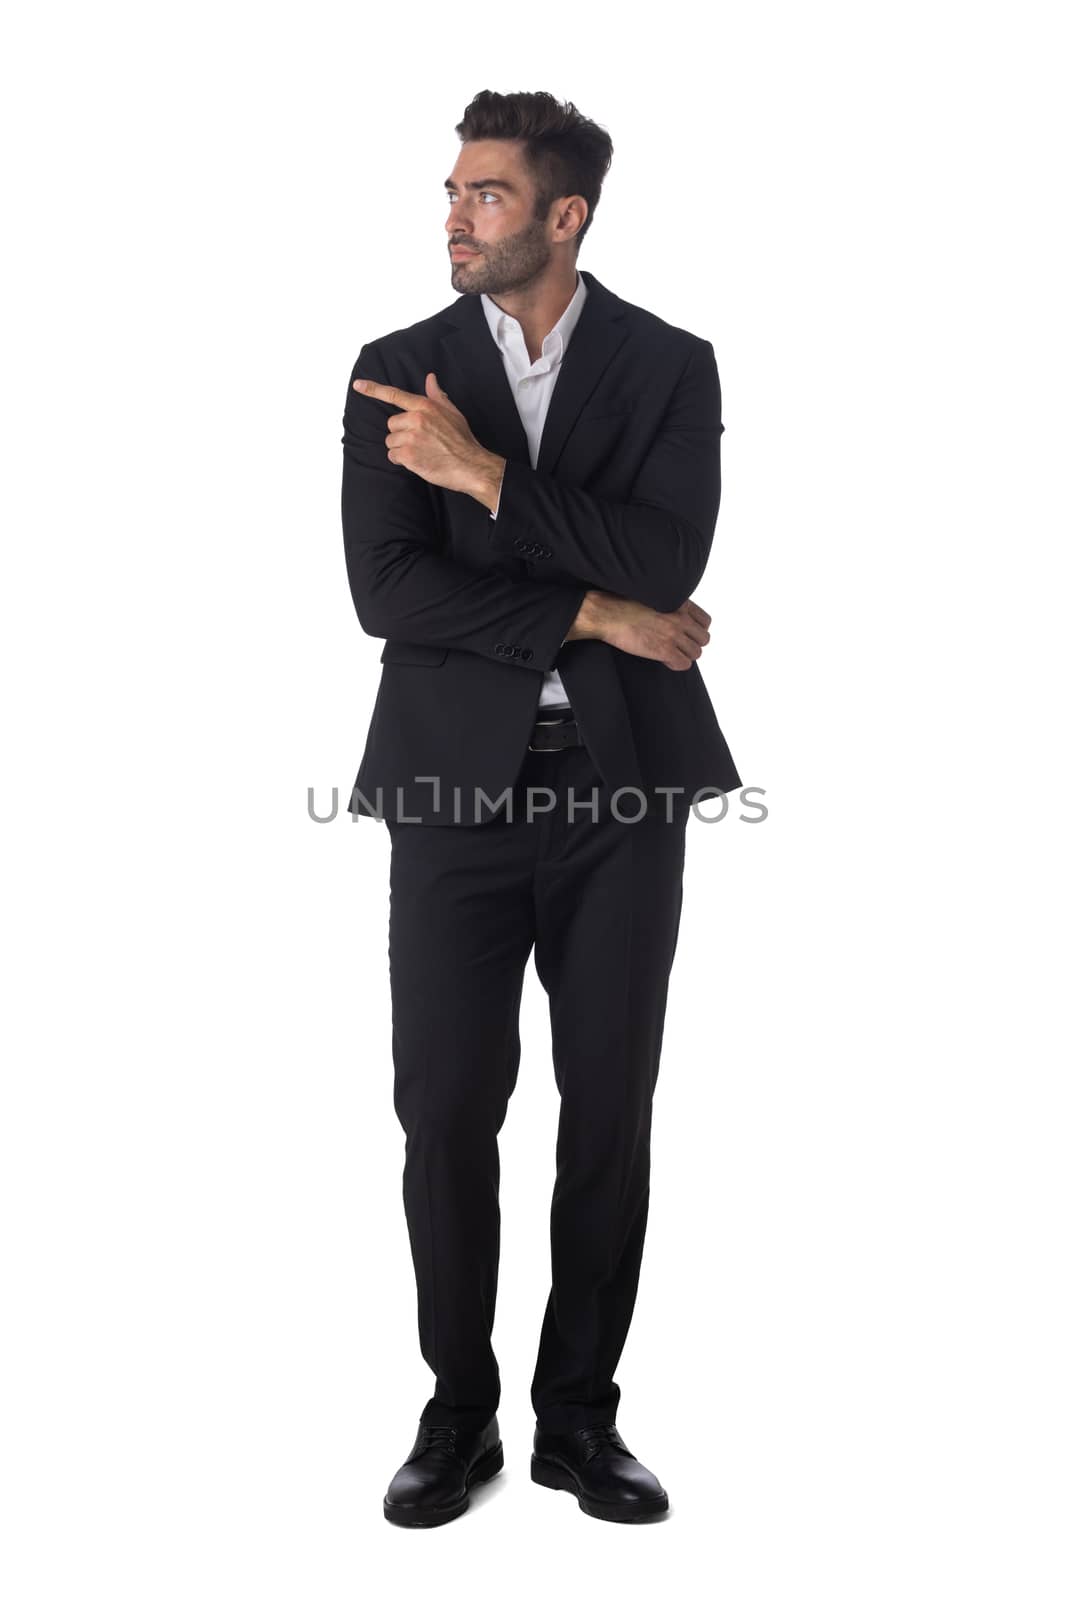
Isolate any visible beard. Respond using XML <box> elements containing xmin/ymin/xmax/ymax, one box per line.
<box><xmin>451</xmin><ymin>217</ymin><xmax>553</xmax><ymax>295</ymax></box>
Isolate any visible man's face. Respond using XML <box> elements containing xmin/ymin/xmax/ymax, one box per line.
<box><xmin>444</xmin><ymin>139</ymin><xmax>554</xmax><ymax>295</ymax></box>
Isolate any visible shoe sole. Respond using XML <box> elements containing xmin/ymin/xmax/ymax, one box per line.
<box><xmin>383</xmin><ymin>1440</ymin><xmax>504</xmax><ymax>1528</ymax></box>
<box><xmin>530</xmin><ymin>1454</ymin><xmax>669</xmax><ymax>1522</ymax></box>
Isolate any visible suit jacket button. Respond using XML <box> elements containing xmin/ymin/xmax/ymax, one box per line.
<box><xmin>494</xmin><ymin>642</ymin><xmax>505</xmax><ymax>654</ymax></box>
<box><xmin>521</xmin><ymin>648</ymin><xmax>533</xmax><ymax>660</ymax></box>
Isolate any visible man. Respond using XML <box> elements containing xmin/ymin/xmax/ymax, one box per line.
<box><xmin>341</xmin><ymin>90</ymin><xmax>741</xmax><ymax>1527</ymax></box>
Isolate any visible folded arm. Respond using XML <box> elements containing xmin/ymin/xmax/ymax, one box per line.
<box><xmin>487</xmin><ymin>339</ymin><xmax>724</xmax><ymax>614</ymax></box>
<box><xmin>342</xmin><ymin>342</ymin><xmax>587</xmax><ymax>671</ymax></box>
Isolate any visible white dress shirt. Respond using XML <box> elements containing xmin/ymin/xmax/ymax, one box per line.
<box><xmin>483</xmin><ymin>270</ymin><xmax>589</xmax><ymax>709</ymax></box>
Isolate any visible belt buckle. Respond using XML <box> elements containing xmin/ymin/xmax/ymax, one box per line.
<box><xmin>528</xmin><ymin>712</ymin><xmax>571</xmax><ymax>753</ymax></box>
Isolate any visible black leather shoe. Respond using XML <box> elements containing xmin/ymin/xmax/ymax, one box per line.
<box><xmin>531</xmin><ymin>1421</ymin><xmax>669</xmax><ymax>1522</ymax></box>
<box><xmin>383</xmin><ymin>1416</ymin><xmax>503</xmax><ymax>1527</ymax></box>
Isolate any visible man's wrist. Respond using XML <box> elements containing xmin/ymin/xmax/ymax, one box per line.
<box><xmin>565</xmin><ymin>590</ymin><xmax>615</xmax><ymax>643</ymax></box>
<box><xmin>468</xmin><ymin>449</ymin><xmax>506</xmax><ymax>513</ymax></box>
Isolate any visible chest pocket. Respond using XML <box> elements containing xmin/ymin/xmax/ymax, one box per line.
<box><xmin>581</xmin><ymin>400</ymin><xmax>638</xmax><ymax>422</ymax></box>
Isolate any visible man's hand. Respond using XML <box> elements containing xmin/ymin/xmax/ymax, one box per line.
<box><xmin>351</xmin><ymin>372</ymin><xmax>504</xmax><ymax>504</ymax></box>
<box><xmin>566</xmin><ymin>590</ymin><xmax>711</xmax><ymax>669</ymax></box>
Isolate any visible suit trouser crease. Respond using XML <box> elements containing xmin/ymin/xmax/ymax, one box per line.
<box><xmin>385</xmin><ymin>744</ymin><xmax>687</xmax><ymax>1434</ymax></box>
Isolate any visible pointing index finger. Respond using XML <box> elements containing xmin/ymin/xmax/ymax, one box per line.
<box><xmin>352</xmin><ymin>377</ymin><xmax>425</xmax><ymax>410</ymax></box>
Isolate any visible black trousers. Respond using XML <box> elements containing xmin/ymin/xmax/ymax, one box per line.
<box><xmin>384</xmin><ymin>741</ymin><xmax>689</xmax><ymax>1434</ymax></box>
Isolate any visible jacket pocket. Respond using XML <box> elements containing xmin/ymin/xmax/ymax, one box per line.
<box><xmin>582</xmin><ymin>400</ymin><xmax>638</xmax><ymax>420</ymax></box>
<box><xmin>379</xmin><ymin>639</ymin><xmax>449</xmax><ymax>666</ymax></box>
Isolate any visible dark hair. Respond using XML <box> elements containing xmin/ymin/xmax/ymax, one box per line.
<box><xmin>454</xmin><ymin>90</ymin><xmax>613</xmax><ymax>254</ymax></box>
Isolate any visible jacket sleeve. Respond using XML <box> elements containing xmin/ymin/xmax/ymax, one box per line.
<box><xmin>342</xmin><ymin>342</ymin><xmax>587</xmax><ymax>671</ymax></box>
<box><xmin>487</xmin><ymin>338</ymin><xmax>723</xmax><ymax>614</ymax></box>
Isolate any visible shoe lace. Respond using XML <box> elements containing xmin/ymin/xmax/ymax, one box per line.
<box><xmin>574</xmin><ymin>1421</ymin><xmax>624</xmax><ymax>1459</ymax></box>
<box><xmin>416</xmin><ymin>1423</ymin><xmax>459</xmax><ymax>1458</ymax></box>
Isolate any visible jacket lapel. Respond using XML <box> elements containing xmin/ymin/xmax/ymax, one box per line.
<box><xmin>437</xmin><ymin>270</ymin><xmax>630</xmax><ymax>476</ymax></box>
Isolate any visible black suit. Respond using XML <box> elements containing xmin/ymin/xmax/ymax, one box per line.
<box><xmin>340</xmin><ymin>270</ymin><xmax>741</xmax><ymax>1434</ymax></box>
<box><xmin>342</xmin><ymin>269</ymin><xmax>741</xmax><ymax>825</ymax></box>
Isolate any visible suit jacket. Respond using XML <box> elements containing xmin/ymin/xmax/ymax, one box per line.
<box><xmin>341</xmin><ymin>269</ymin><xmax>742</xmax><ymax>825</ymax></box>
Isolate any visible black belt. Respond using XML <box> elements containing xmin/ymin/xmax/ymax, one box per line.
<box><xmin>528</xmin><ymin>705</ymin><xmax>584</xmax><ymax>752</ymax></box>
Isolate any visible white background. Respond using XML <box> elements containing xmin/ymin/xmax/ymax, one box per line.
<box><xmin>2</xmin><ymin>2</ymin><xmax>1064</xmax><ymax>1594</ymax></box>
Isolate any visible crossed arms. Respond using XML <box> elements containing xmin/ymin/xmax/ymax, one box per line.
<box><xmin>341</xmin><ymin>337</ymin><xmax>723</xmax><ymax>672</ymax></box>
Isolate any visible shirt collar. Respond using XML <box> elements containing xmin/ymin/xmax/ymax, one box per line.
<box><xmin>480</xmin><ymin>269</ymin><xmax>588</xmax><ymax>368</ymax></box>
